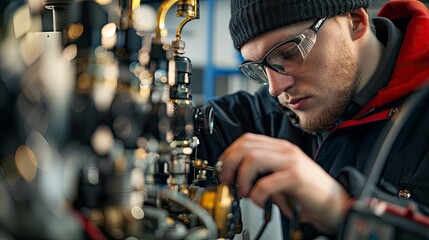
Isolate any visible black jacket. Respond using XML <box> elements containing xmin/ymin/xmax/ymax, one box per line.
<box><xmin>196</xmin><ymin>1</ymin><xmax>429</xmax><ymax>239</ymax></box>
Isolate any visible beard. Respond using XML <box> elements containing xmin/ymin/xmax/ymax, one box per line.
<box><xmin>282</xmin><ymin>42</ymin><xmax>361</xmax><ymax>133</ymax></box>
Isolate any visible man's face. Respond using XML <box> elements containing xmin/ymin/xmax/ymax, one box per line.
<box><xmin>240</xmin><ymin>18</ymin><xmax>361</xmax><ymax>133</ymax></box>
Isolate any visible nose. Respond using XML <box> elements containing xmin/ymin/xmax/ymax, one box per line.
<box><xmin>265</xmin><ymin>67</ymin><xmax>295</xmax><ymax>96</ymax></box>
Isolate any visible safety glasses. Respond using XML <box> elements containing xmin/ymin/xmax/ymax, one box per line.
<box><xmin>239</xmin><ymin>18</ymin><xmax>327</xmax><ymax>84</ymax></box>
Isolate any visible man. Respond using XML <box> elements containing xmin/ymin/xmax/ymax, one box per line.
<box><xmin>197</xmin><ymin>0</ymin><xmax>429</xmax><ymax>238</ymax></box>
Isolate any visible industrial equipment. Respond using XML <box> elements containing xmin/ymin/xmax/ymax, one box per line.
<box><xmin>0</xmin><ymin>0</ymin><xmax>242</xmax><ymax>239</ymax></box>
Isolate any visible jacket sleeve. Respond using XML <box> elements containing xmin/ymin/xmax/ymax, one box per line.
<box><xmin>195</xmin><ymin>86</ymin><xmax>314</xmax><ymax>167</ymax></box>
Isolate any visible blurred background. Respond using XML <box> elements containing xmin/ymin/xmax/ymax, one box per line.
<box><xmin>0</xmin><ymin>1</ymin><xmax>428</xmax><ymax>240</ymax></box>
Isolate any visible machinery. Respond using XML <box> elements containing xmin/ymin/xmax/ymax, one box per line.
<box><xmin>2</xmin><ymin>1</ymin><xmax>429</xmax><ymax>240</ymax></box>
<box><xmin>0</xmin><ymin>0</ymin><xmax>243</xmax><ymax>239</ymax></box>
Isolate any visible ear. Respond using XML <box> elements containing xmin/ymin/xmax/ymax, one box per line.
<box><xmin>348</xmin><ymin>8</ymin><xmax>370</xmax><ymax>41</ymax></box>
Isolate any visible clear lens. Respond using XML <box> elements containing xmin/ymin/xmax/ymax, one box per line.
<box><xmin>239</xmin><ymin>63</ymin><xmax>268</xmax><ymax>84</ymax></box>
<box><xmin>297</xmin><ymin>30</ymin><xmax>317</xmax><ymax>59</ymax></box>
<box><xmin>266</xmin><ymin>41</ymin><xmax>304</xmax><ymax>73</ymax></box>
<box><xmin>239</xmin><ymin>29</ymin><xmax>318</xmax><ymax>85</ymax></box>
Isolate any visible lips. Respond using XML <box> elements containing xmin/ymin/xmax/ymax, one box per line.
<box><xmin>287</xmin><ymin>97</ymin><xmax>308</xmax><ymax>110</ymax></box>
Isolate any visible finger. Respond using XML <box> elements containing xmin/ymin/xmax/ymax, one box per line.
<box><xmin>248</xmin><ymin>170</ymin><xmax>298</xmax><ymax>207</ymax></box>
<box><xmin>219</xmin><ymin>134</ymin><xmax>296</xmax><ymax>184</ymax></box>
<box><xmin>217</xmin><ymin>133</ymin><xmax>255</xmax><ymax>162</ymax></box>
<box><xmin>217</xmin><ymin>134</ymin><xmax>254</xmax><ymax>184</ymax></box>
<box><xmin>271</xmin><ymin>194</ymin><xmax>293</xmax><ymax>219</ymax></box>
<box><xmin>219</xmin><ymin>133</ymin><xmax>292</xmax><ymax>163</ymax></box>
<box><xmin>236</xmin><ymin>151</ymin><xmax>295</xmax><ymax>197</ymax></box>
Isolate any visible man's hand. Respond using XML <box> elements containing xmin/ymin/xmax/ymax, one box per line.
<box><xmin>218</xmin><ymin>133</ymin><xmax>350</xmax><ymax>233</ymax></box>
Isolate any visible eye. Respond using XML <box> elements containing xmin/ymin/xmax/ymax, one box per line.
<box><xmin>279</xmin><ymin>43</ymin><xmax>300</xmax><ymax>61</ymax></box>
<box><xmin>268</xmin><ymin>42</ymin><xmax>300</xmax><ymax>65</ymax></box>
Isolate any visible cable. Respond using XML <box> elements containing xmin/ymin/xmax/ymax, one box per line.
<box><xmin>253</xmin><ymin>199</ymin><xmax>273</xmax><ymax>240</ymax></box>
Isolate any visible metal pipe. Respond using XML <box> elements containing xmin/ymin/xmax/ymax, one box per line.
<box><xmin>52</xmin><ymin>7</ymin><xmax>57</xmax><ymax>31</ymax></box>
<box><xmin>175</xmin><ymin>0</ymin><xmax>198</xmax><ymax>41</ymax></box>
<box><xmin>156</xmin><ymin>0</ymin><xmax>180</xmax><ymax>42</ymax></box>
<box><xmin>160</xmin><ymin>188</ymin><xmax>218</xmax><ymax>239</ymax></box>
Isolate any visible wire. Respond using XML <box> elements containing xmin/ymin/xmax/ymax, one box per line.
<box><xmin>253</xmin><ymin>199</ymin><xmax>273</xmax><ymax>240</ymax></box>
<box><xmin>253</xmin><ymin>221</ymin><xmax>269</xmax><ymax>240</ymax></box>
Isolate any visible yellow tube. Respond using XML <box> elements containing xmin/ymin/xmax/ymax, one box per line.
<box><xmin>175</xmin><ymin>0</ymin><xmax>198</xmax><ymax>40</ymax></box>
<box><xmin>156</xmin><ymin>0</ymin><xmax>180</xmax><ymax>42</ymax></box>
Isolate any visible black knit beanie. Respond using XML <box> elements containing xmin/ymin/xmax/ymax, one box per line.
<box><xmin>229</xmin><ymin>0</ymin><xmax>371</xmax><ymax>50</ymax></box>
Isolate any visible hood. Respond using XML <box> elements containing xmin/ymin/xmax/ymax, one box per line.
<box><xmin>357</xmin><ymin>0</ymin><xmax>429</xmax><ymax>115</ymax></box>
